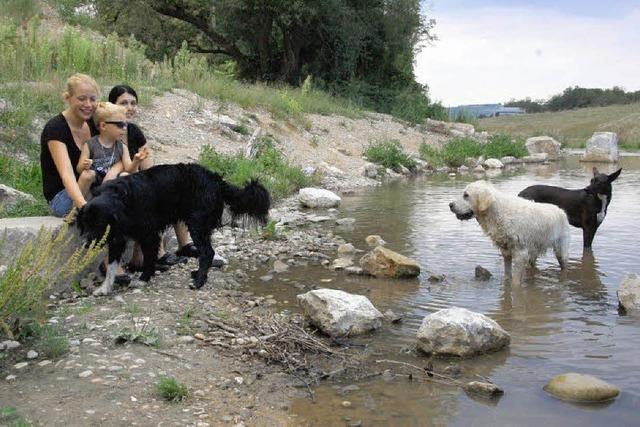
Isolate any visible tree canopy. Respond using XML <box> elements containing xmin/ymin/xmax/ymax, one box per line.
<box><xmin>94</xmin><ymin>0</ymin><xmax>443</xmax><ymax>121</ymax></box>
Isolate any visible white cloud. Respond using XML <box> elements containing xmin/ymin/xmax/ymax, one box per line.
<box><xmin>415</xmin><ymin>6</ymin><xmax>640</xmax><ymax>106</ymax></box>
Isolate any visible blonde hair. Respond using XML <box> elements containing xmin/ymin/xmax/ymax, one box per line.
<box><xmin>93</xmin><ymin>102</ymin><xmax>126</xmax><ymax>126</ymax></box>
<box><xmin>63</xmin><ymin>73</ymin><xmax>100</xmax><ymax>99</ymax></box>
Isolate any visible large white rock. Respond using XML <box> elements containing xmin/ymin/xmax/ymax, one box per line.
<box><xmin>416</xmin><ymin>307</ymin><xmax>510</xmax><ymax>357</ymax></box>
<box><xmin>525</xmin><ymin>136</ymin><xmax>562</xmax><ymax>160</ymax></box>
<box><xmin>582</xmin><ymin>132</ymin><xmax>619</xmax><ymax>163</ymax></box>
<box><xmin>617</xmin><ymin>273</ymin><xmax>640</xmax><ymax>313</ymax></box>
<box><xmin>298</xmin><ymin>188</ymin><xmax>341</xmax><ymax>208</ymax></box>
<box><xmin>544</xmin><ymin>373</ymin><xmax>619</xmax><ymax>402</ymax></box>
<box><xmin>297</xmin><ymin>289</ymin><xmax>383</xmax><ymax>337</ymax></box>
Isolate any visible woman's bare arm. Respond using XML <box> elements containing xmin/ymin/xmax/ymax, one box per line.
<box><xmin>48</xmin><ymin>140</ymin><xmax>86</xmax><ymax>208</ymax></box>
<box><xmin>77</xmin><ymin>143</ymin><xmax>92</xmax><ymax>174</ymax></box>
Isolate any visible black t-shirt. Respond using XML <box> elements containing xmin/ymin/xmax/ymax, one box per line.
<box><xmin>40</xmin><ymin>113</ymin><xmax>98</xmax><ymax>202</ymax></box>
<box><xmin>126</xmin><ymin>122</ymin><xmax>147</xmax><ymax>160</ymax></box>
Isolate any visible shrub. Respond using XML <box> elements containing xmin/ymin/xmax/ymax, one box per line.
<box><xmin>420</xmin><ymin>134</ymin><xmax>529</xmax><ymax>168</ymax></box>
<box><xmin>364</xmin><ymin>140</ymin><xmax>416</xmax><ymax>172</ymax></box>
<box><xmin>0</xmin><ymin>223</ymin><xmax>106</xmax><ymax>338</ymax></box>
<box><xmin>156</xmin><ymin>376</ymin><xmax>189</xmax><ymax>402</ymax></box>
<box><xmin>483</xmin><ymin>134</ymin><xmax>528</xmax><ymax>158</ymax></box>
<box><xmin>20</xmin><ymin>323</ymin><xmax>69</xmax><ymax>358</ymax></box>
<box><xmin>199</xmin><ymin>141</ymin><xmax>314</xmax><ymax>200</ymax></box>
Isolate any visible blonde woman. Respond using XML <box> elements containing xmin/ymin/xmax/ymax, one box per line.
<box><xmin>40</xmin><ymin>73</ymin><xmax>100</xmax><ymax>217</ymax></box>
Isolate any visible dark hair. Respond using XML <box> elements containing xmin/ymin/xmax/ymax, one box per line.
<box><xmin>108</xmin><ymin>85</ymin><xmax>138</xmax><ymax>104</ymax></box>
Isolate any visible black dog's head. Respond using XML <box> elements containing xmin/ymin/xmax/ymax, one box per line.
<box><xmin>586</xmin><ymin>167</ymin><xmax>621</xmax><ymax>198</ymax></box>
<box><xmin>76</xmin><ymin>196</ymin><xmax>121</xmax><ymax>244</ymax></box>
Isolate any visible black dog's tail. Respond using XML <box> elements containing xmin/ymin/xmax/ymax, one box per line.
<box><xmin>220</xmin><ymin>179</ymin><xmax>271</xmax><ymax>226</ymax></box>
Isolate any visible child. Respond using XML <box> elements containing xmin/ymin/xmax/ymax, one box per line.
<box><xmin>77</xmin><ymin>102</ymin><xmax>149</xmax><ymax>197</ymax></box>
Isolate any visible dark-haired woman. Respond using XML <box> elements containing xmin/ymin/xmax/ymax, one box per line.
<box><xmin>108</xmin><ymin>85</ymin><xmax>200</xmax><ymax>266</ymax></box>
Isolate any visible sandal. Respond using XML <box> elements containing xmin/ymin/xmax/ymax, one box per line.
<box><xmin>114</xmin><ymin>274</ymin><xmax>131</xmax><ymax>286</ymax></box>
<box><xmin>175</xmin><ymin>242</ymin><xmax>199</xmax><ymax>258</ymax></box>
<box><xmin>157</xmin><ymin>253</ymin><xmax>187</xmax><ymax>266</ymax></box>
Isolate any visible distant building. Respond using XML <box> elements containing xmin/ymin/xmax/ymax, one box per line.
<box><xmin>448</xmin><ymin>104</ymin><xmax>525</xmax><ymax>119</ymax></box>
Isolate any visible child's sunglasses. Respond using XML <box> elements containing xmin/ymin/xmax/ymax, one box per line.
<box><xmin>105</xmin><ymin>121</ymin><xmax>128</xmax><ymax>129</ymax></box>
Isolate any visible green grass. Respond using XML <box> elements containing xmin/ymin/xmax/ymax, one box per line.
<box><xmin>0</xmin><ymin>406</ymin><xmax>32</xmax><ymax>427</ymax></box>
<box><xmin>156</xmin><ymin>376</ymin><xmax>189</xmax><ymax>402</ymax></box>
<box><xmin>199</xmin><ymin>139</ymin><xmax>315</xmax><ymax>200</ymax></box>
<box><xmin>21</xmin><ymin>323</ymin><xmax>69</xmax><ymax>359</ymax></box>
<box><xmin>419</xmin><ymin>135</ymin><xmax>527</xmax><ymax>167</ymax></box>
<box><xmin>0</xmin><ymin>154</ymin><xmax>49</xmax><ymax>218</ymax></box>
<box><xmin>363</xmin><ymin>140</ymin><xmax>416</xmax><ymax>172</ymax></box>
<box><xmin>480</xmin><ymin>103</ymin><xmax>640</xmax><ymax>150</ymax></box>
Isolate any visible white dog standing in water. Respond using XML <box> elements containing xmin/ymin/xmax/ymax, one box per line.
<box><xmin>449</xmin><ymin>180</ymin><xmax>570</xmax><ymax>285</ymax></box>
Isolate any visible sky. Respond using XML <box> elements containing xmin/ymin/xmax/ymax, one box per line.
<box><xmin>414</xmin><ymin>0</ymin><xmax>640</xmax><ymax>106</ymax></box>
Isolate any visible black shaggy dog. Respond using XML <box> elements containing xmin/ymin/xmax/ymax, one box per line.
<box><xmin>519</xmin><ymin>167</ymin><xmax>621</xmax><ymax>249</ymax></box>
<box><xmin>77</xmin><ymin>163</ymin><xmax>270</xmax><ymax>296</ymax></box>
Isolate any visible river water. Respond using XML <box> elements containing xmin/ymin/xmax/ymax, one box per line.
<box><xmin>256</xmin><ymin>155</ymin><xmax>640</xmax><ymax>426</ymax></box>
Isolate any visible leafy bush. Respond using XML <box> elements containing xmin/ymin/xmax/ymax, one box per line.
<box><xmin>364</xmin><ymin>140</ymin><xmax>416</xmax><ymax>172</ymax></box>
<box><xmin>0</xmin><ymin>223</ymin><xmax>105</xmax><ymax>338</ymax></box>
<box><xmin>156</xmin><ymin>376</ymin><xmax>189</xmax><ymax>402</ymax></box>
<box><xmin>483</xmin><ymin>134</ymin><xmax>528</xmax><ymax>158</ymax></box>
<box><xmin>420</xmin><ymin>134</ymin><xmax>527</xmax><ymax>167</ymax></box>
<box><xmin>199</xmin><ymin>140</ymin><xmax>314</xmax><ymax>200</ymax></box>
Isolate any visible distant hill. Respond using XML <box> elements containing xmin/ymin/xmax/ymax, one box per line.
<box><xmin>479</xmin><ymin>103</ymin><xmax>640</xmax><ymax>149</ymax></box>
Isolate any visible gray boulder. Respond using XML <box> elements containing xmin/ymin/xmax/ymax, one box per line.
<box><xmin>362</xmin><ymin>163</ymin><xmax>379</xmax><ymax>179</ymax></box>
<box><xmin>617</xmin><ymin>273</ymin><xmax>640</xmax><ymax>313</ymax></box>
<box><xmin>0</xmin><ymin>184</ymin><xmax>36</xmax><ymax>209</ymax></box>
<box><xmin>297</xmin><ymin>289</ymin><xmax>383</xmax><ymax>337</ymax></box>
<box><xmin>544</xmin><ymin>373</ymin><xmax>619</xmax><ymax>402</ymax></box>
<box><xmin>450</xmin><ymin>122</ymin><xmax>475</xmax><ymax>136</ymax></box>
<box><xmin>483</xmin><ymin>158</ymin><xmax>504</xmax><ymax>169</ymax></box>
<box><xmin>525</xmin><ymin>136</ymin><xmax>562</xmax><ymax>160</ymax></box>
<box><xmin>298</xmin><ymin>188</ymin><xmax>341</xmax><ymax>208</ymax></box>
<box><xmin>416</xmin><ymin>307</ymin><xmax>510</xmax><ymax>357</ymax></box>
<box><xmin>582</xmin><ymin>132</ymin><xmax>619</xmax><ymax>163</ymax></box>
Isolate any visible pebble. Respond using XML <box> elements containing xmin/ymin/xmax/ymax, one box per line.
<box><xmin>341</xmin><ymin>401</ymin><xmax>352</xmax><ymax>408</ymax></box>
<box><xmin>194</xmin><ymin>333</ymin><xmax>206</xmax><ymax>340</ymax></box>
<box><xmin>38</xmin><ymin>360</ymin><xmax>52</xmax><ymax>367</ymax></box>
<box><xmin>27</xmin><ymin>350</ymin><xmax>39</xmax><ymax>359</ymax></box>
<box><xmin>79</xmin><ymin>370</ymin><xmax>93</xmax><ymax>378</ymax></box>
<box><xmin>14</xmin><ymin>362</ymin><xmax>28</xmax><ymax>369</ymax></box>
<box><xmin>6</xmin><ymin>375</ymin><xmax>17</xmax><ymax>381</ymax></box>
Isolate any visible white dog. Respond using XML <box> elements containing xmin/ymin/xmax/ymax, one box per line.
<box><xmin>449</xmin><ymin>180</ymin><xmax>570</xmax><ymax>285</ymax></box>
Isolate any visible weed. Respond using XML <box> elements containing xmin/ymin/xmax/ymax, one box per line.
<box><xmin>235</xmin><ymin>119</ymin><xmax>250</xmax><ymax>136</ymax></box>
<box><xmin>70</xmin><ymin>280</ymin><xmax>86</xmax><ymax>297</ymax></box>
<box><xmin>261</xmin><ymin>220</ymin><xmax>283</xmax><ymax>240</ymax></box>
<box><xmin>176</xmin><ymin>308</ymin><xmax>196</xmax><ymax>335</ymax></box>
<box><xmin>156</xmin><ymin>376</ymin><xmax>189</xmax><ymax>402</ymax></box>
<box><xmin>0</xmin><ymin>224</ymin><xmax>106</xmax><ymax>338</ymax></box>
<box><xmin>21</xmin><ymin>323</ymin><xmax>69</xmax><ymax>359</ymax></box>
<box><xmin>124</xmin><ymin>303</ymin><xmax>142</xmax><ymax>315</ymax></box>
<box><xmin>73</xmin><ymin>302</ymin><xmax>92</xmax><ymax>315</ymax></box>
<box><xmin>115</xmin><ymin>316</ymin><xmax>161</xmax><ymax>347</ymax></box>
<box><xmin>363</xmin><ymin>140</ymin><xmax>416</xmax><ymax>172</ymax></box>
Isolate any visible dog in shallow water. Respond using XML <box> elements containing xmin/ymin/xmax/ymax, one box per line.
<box><xmin>518</xmin><ymin>167</ymin><xmax>621</xmax><ymax>249</ymax></box>
<box><xmin>77</xmin><ymin>163</ymin><xmax>270</xmax><ymax>296</ymax></box>
<box><xmin>449</xmin><ymin>180</ymin><xmax>570</xmax><ymax>285</ymax></box>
